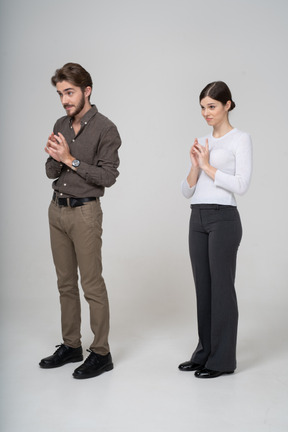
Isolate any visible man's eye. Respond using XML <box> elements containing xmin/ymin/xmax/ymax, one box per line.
<box><xmin>68</xmin><ymin>92</ymin><xmax>73</xmax><ymax>96</ymax></box>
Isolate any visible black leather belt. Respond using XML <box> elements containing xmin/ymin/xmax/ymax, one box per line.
<box><xmin>53</xmin><ymin>192</ymin><xmax>97</xmax><ymax>208</ymax></box>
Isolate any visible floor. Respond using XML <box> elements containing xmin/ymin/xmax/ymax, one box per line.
<box><xmin>1</xmin><ymin>296</ymin><xmax>287</xmax><ymax>432</ymax></box>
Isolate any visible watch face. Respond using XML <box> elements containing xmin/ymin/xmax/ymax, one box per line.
<box><xmin>72</xmin><ymin>159</ymin><xmax>80</xmax><ymax>167</ymax></box>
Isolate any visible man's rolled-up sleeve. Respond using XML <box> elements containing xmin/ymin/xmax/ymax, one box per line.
<box><xmin>45</xmin><ymin>157</ymin><xmax>64</xmax><ymax>179</ymax></box>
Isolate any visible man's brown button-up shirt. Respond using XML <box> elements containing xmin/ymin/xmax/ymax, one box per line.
<box><xmin>45</xmin><ymin>105</ymin><xmax>121</xmax><ymax>198</ymax></box>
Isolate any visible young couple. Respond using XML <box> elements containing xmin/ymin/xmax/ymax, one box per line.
<box><xmin>40</xmin><ymin>63</ymin><xmax>252</xmax><ymax>380</ymax></box>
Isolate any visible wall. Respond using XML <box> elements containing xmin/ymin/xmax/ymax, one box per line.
<box><xmin>0</xmin><ymin>0</ymin><xmax>287</xmax><ymax>342</ymax></box>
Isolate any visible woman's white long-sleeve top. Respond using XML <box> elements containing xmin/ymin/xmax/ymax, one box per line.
<box><xmin>181</xmin><ymin>128</ymin><xmax>252</xmax><ymax>206</ymax></box>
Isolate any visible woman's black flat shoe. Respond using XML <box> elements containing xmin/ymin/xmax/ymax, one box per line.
<box><xmin>178</xmin><ymin>360</ymin><xmax>204</xmax><ymax>371</ymax></box>
<box><xmin>195</xmin><ymin>368</ymin><xmax>234</xmax><ymax>378</ymax></box>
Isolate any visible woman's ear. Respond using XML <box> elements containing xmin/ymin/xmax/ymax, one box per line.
<box><xmin>225</xmin><ymin>100</ymin><xmax>232</xmax><ymax>111</ymax></box>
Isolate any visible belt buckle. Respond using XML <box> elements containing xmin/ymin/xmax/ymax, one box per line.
<box><xmin>54</xmin><ymin>194</ymin><xmax>69</xmax><ymax>207</ymax></box>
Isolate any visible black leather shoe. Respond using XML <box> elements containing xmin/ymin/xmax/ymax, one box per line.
<box><xmin>195</xmin><ymin>368</ymin><xmax>234</xmax><ymax>378</ymax></box>
<box><xmin>178</xmin><ymin>360</ymin><xmax>204</xmax><ymax>371</ymax></box>
<box><xmin>73</xmin><ymin>350</ymin><xmax>113</xmax><ymax>379</ymax></box>
<box><xmin>39</xmin><ymin>344</ymin><xmax>83</xmax><ymax>369</ymax></box>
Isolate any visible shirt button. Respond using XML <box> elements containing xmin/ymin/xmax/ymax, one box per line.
<box><xmin>64</xmin><ymin>183</ymin><xmax>67</xmax><ymax>186</ymax></box>
<box><xmin>67</xmin><ymin>169</ymin><xmax>70</xmax><ymax>172</ymax></box>
<box><xmin>84</xmin><ymin>122</ymin><xmax>87</xmax><ymax>125</ymax></box>
<box><xmin>72</xmin><ymin>139</ymin><xmax>75</xmax><ymax>142</ymax></box>
<box><xmin>60</xmin><ymin>193</ymin><xmax>63</xmax><ymax>196</ymax></box>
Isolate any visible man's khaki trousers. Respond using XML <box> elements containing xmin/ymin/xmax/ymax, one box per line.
<box><xmin>48</xmin><ymin>199</ymin><xmax>110</xmax><ymax>355</ymax></box>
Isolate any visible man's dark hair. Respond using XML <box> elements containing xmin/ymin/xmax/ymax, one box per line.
<box><xmin>199</xmin><ymin>81</ymin><xmax>236</xmax><ymax>111</ymax></box>
<box><xmin>51</xmin><ymin>63</ymin><xmax>93</xmax><ymax>99</ymax></box>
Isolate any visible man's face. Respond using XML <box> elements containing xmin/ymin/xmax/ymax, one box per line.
<box><xmin>56</xmin><ymin>81</ymin><xmax>86</xmax><ymax>117</ymax></box>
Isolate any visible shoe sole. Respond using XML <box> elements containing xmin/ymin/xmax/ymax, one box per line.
<box><xmin>73</xmin><ymin>363</ymin><xmax>114</xmax><ymax>379</ymax></box>
<box><xmin>39</xmin><ymin>356</ymin><xmax>84</xmax><ymax>369</ymax></box>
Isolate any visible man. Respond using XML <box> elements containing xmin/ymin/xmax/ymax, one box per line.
<box><xmin>40</xmin><ymin>63</ymin><xmax>121</xmax><ymax>379</ymax></box>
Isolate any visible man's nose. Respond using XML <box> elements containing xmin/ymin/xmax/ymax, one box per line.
<box><xmin>62</xmin><ymin>94</ymin><xmax>69</xmax><ymax>104</ymax></box>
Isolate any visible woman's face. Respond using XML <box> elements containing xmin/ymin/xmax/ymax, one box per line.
<box><xmin>200</xmin><ymin>96</ymin><xmax>231</xmax><ymax>128</ymax></box>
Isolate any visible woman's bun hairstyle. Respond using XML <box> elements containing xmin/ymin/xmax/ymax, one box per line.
<box><xmin>200</xmin><ymin>81</ymin><xmax>235</xmax><ymax>111</ymax></box>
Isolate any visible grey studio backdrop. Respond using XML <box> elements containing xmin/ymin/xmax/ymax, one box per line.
<box><xmin>0</xmin><ymin>0</ymin><xmax>287</xmax><ymax>425</ymax></box>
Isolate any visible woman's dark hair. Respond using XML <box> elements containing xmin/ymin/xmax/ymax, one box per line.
<box><xmin>51</xmin><ymin>63</ymin><xmax>93</xmax><ymax>99</ymax></box>
<box><xmin>199</xmin><ymin>81</ymin><xmax>236</xmax><ymax>111</ymax></box>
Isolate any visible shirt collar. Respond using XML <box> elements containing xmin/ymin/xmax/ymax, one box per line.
<box><xmin>69</xmin><ymin>105</ymin><xmax>98</xmax><ymax>126</ymax></box>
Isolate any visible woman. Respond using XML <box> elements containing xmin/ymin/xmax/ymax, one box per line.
<box><xmin>179</xmin><ymin>81</ymin><xmax>252</xmax><ymax>378</ymax></box>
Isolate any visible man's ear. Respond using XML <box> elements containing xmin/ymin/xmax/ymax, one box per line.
<box><xmin>84</xmin><ymin>86</ymin><xmax>92</xmax><ymax>99</ymax></box>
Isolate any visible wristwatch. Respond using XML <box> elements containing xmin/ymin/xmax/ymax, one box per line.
<box><xmin>72</xmin><ymin>159</ymin><xmax>80</xmax><ymax>168</ymax></box>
